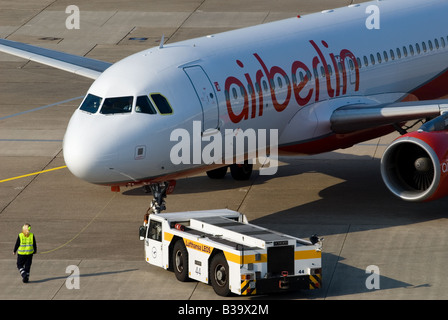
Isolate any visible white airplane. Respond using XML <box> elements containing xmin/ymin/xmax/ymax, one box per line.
<box><xmin>1</xmin><ymin>0</ymin><xmax>448</xmax><ymax>211</ymax></box>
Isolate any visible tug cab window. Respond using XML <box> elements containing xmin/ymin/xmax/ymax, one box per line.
<box><xmin>150</xmin><ymin>93</ymin><xmax>173</xmax><ymax>115</ymax></box>
<box><xmin>136</xmin><ymin>95</ymin><xmax>157</xmax><ymax>114</ymax></box>
<box><xmin>79</xmin><ymin>94</ymin><xmax>103</xmax><ymax>114</ymax></box>
<box><xmin>100</xmin><ymin>96</ymin><xmax>133</xmax><ymax>115</ymax></box>
<box><xmin>148</xmin><ymin>220</ymin><xmax>162</xmax><ymax>242</ymax></box>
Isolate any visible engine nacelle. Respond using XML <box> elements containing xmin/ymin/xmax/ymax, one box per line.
<box><xmin>381</xmin><ymin>130</ymin><xmax>448</xmax><ymax>202</ymax></box>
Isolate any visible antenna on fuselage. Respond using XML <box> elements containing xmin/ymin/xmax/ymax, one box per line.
<box><xmin>159</xmin><ymin>34</ymin><xmax>165</xmax><ymax>49</ymax></box>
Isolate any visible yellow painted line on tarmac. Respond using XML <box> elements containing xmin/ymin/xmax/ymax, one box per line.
<box><xmin>0</xmin><ymin>165</ymin><xmax>67</xmax><ymax>183</ymax></box>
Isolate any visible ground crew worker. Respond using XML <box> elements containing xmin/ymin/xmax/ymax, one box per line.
<box><xmin>13</xmin><ymin>223</ymin><xmax>37</xmax><ymax>283</ymax></box>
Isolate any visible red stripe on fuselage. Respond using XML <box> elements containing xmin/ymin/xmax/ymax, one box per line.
<box><xmin>410</xmin><ymin>69</ymin><xmax>448</xmax><ymax>101</ymax></box>
<box><xmin>278</xmin><ymin>125</ymin><xmax>396</xmax><ymax>156</ymax></box>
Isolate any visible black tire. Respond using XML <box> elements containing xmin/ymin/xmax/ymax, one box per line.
<box><xmin>173</xmin><ymin>240</ymin><xmax>189</xmax><ymax>282</ymax></box>
<box><xmin>230</xmin><ymin>160</ymin><xmax>253</xmax><ymax>180</ymax></box>
<box><xmin>206</xmin><ymin>166</ymin><xmax>228</xmax><ymax>179</ymax></box>
<box><xmin>209</xmin><ymin>252</ymin><xmax>231</xmax><ymax>296</ymax></box>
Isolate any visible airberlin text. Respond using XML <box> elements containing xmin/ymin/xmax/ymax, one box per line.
<box><xmin>224</xmin><ymin>40</ymin><xmax>360</xmax><ymax>123</ymax></box>
<box><xmin>442</xmin><ymin>160</ymin><xmax>448</xmax><ymax>173</ymax></box>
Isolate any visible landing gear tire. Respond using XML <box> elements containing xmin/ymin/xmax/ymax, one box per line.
<box><xmin>230</xmin><ymin>160</ymin><xmax>253</xmax><ymax>180</ymax></box>
<box><xmin>206</xmin><ymin>166</ymin><xmax>228</xmax><ymax>179</ymax></box>
<box><xmin>210</xmin><ymin>252</ymin><xmax>231</xmax><ymax>296</ymax></box>
<box><xmin>173</xmin><ymin>240</ymin><xmax>189</xmax><ymax>282</ymax></box>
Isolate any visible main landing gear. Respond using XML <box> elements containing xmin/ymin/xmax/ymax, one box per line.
<box><xmin>206</xmin><ymin>160</ymin><xmax>253</xmax><ymax>181</ymax></box>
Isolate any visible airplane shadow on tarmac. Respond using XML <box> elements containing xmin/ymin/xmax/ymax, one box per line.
<box><xmin>123</xmin><ymin>153</ymin><xmax>448</xmax><ymax>229</ymax></box>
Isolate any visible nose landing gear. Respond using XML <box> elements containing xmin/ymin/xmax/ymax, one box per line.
<box><xmin>146</xmin><ymin>181</ymin><xmax>176</xmax><ymax>214</ymax></box>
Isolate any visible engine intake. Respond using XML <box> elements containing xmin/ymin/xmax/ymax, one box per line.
<box><xmin>381</xmin><ymin>130</ymin><xmax>448</xmax><ymax>202</ymax></box>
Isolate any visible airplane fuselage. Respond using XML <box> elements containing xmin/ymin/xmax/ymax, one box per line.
<box><xmin>62</xmin><ymin>0</ymin><xmax>448</xmax><ymax>187</ymax></box>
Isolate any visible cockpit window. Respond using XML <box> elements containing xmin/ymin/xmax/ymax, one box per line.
<box><xmin>79</xmin><ymin>94</ymin><xmax>102</xmax><ymax>114</ymax></box>
<box><xmin>150</xmin><ymin>93</ymin><xmax>173</xmax><ymax>115</ymax></box>
<box><xmin>136</xmin><ymin>96</ymin><xmax>157</xmax><ymax>114</ymax></box>
<box><xmin>100</xmin><ymin>96</ymin><xmax>133</xmax><ymax>115</ymax></box>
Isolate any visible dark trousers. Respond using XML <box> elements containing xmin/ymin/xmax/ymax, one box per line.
<box><xmin>16</xmin><ymin>254</ymin><xmax>33</xmax><ymax>279</ymax></box>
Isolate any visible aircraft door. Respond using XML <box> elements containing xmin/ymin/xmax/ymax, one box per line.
<box><xmin>184</xmin><ymin>66</ymin><xmax>219</xmax><ymax>131</ymax></box>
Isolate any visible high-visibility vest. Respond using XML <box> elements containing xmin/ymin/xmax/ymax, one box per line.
<box><xmin>18</xmin><ymin>233</ymin><xmax>34</xmax><ymax>255</ymax></box>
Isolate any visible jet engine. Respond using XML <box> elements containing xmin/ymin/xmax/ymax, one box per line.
<box><xmin>381</xmin><ymin>114</ymin><xmax>448</xmax><ymax>202</ymax></box>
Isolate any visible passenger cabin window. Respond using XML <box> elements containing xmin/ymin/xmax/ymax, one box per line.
<box><xmin>240</xmin><ymin>85</ymin><xmax>246</xmax><ymax>97</ymax></box>
<box><xmin>306</xmin><ymin>71</ymin><xmax>312</xmax><ymax>81</ymax></box>
<box><xmin>100</xmin><ymin>96</ymin><xmax>133</xmax><ymax>115</ymax></box>
<box><xmin>348</xmin><ymin>59</ymin><xmax>355</xmax><ymax>70</ymax></box>
<box><xmin>232</xmin><ymin>88</ymin><xmax>238</xmax><ymax>100</ymax></box>
<box><xmin>151</xmin><ymin>93</ymin><xmax>173</xmax><ymax>115</ymax></box>
<box><xmin>248</xmin><ymin>84</ymin><xmax>254</xmax><ymax>95</ymax></box>
<box><xmin>136</xmin><ymin>96</ymin><xmax>157</xmax><ymax>114</ymax></box>
<box><xmin>263</xmin><ymin>80</ymin><xmax>269</xmax><ymax>91</ymax></box>
<box><xmin>79</xmin><ymin>94</ymin><xmax>102</xmax><ymax>114</ymax></box>
<box><xmin>390</xmin><ymin>49</ymin><xmax>395</xmax><ymax>60</ymax></box>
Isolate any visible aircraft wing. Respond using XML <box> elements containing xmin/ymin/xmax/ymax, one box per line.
<box><xmin>330</xmin><ymin>99</ymin><xmax>448</xmax><ymax>134</ymax></box>
<box><xmin>0</xmin><ymin>38</ymin><xmax>111</xmax><ymax>80</ymax></box>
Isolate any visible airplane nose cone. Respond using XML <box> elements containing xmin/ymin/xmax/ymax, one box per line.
<box><xmin>63</xmin><ymin>141</ymin><xmax>118</xmax><ymax>184</ymax></box>
<box><xmin>63</xmin><ymin>111</ymin><xmax>120</xmax><ymax>184</ymax></box>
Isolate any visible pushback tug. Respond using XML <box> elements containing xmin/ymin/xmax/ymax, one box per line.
<box><xmin>139</xmin><ymin>209</ymin><xmax>322</xmax><ymax>296</ymax></box>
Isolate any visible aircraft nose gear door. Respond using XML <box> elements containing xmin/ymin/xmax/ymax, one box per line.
<box><xmin>184</xmin><ymin>66</ymin><xmax>219</xmax><ymax>131</ymax></box>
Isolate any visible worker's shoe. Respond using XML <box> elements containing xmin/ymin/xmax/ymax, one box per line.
<box><xmin>22</xmin><ymin>274</ymin><xmax>29</xmax><ymax>283</ymax></box>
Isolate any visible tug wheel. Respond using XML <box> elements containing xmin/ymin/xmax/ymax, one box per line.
<box><xmin>210</xmin><ymin>252</ymin><xmax>231</xmax><ymax>296</ymax></box>
<box><xmin>173</xmin><ymin>240</ymin><xmax>189</xmax><ymax>282</ymax></box>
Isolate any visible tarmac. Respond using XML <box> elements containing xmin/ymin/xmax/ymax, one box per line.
<box><xmin>1</xmin><ymin>0</ymin><xmax>448</xmax><ymax>302</ymax></box>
